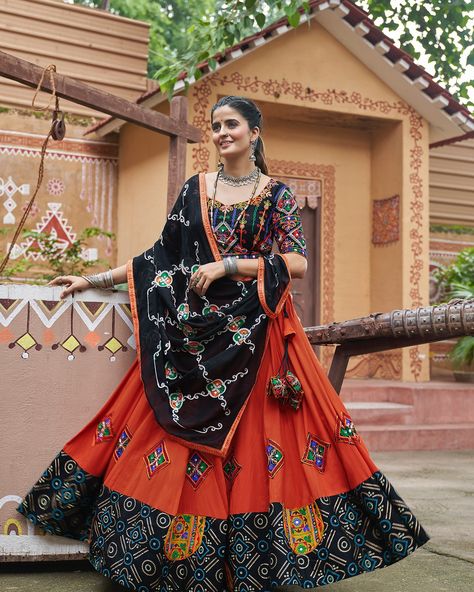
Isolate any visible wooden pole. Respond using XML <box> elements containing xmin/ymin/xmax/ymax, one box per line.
<box><xmin>305</xmin><ymin>300</ymin><xmax>474</xmax><ymax>345</ymax></box>
<box><xmin>167</xmin><ymin>96</ymin><xmax>189</xmax><ymax>212</ymax></box>
<box><xmin>0</xmin><ymin>50</ymin><xmax>201</xmax><ymax>143</ymax></box>
<box><xmin>303</xmin><ymin>299</ymin><xmax>474</xmax><ymax>392</ymax></box>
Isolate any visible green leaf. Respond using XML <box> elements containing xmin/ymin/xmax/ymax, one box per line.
<box><xmin>245</xmin><ymin>0</ymin><xmax>257</xmax><ymax>8</ymax></box>
<box><xmin>208</xmin><ymin>57</ymin><xmax>217</xmax><ymax>70</ymax></box>
<box><xmin>255</xmin><ymin>12</ymin><xmax>266</xmax><ymax>28</ymax></box>
<box><xmin>287</xmin><ymin>11</ymin><xmax>301</xmax><ymax>28</ymax></box>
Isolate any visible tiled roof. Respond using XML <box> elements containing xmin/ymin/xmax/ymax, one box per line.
<box><xmin>430</xmin><ymin>130</ymin><xmax>474</xmax><ymax>150</ymax></box>
<box><xmin>86</xmin><ymin>0</ymin><xmax>474</xmax><ymax>144</ymax></box>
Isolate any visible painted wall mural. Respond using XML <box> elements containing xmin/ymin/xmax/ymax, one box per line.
<box><xmin>1</xmin><ymin>175</ymin><xmax>30</xmax><ymax>224</ymax></box>
<box><xmin>0</xmin><ymin>127</ymin><xmax>119</xmax><ymax>276</ymax></box>
<box><xmin>0</xmin><ymin>284</ymin><xmax>135</xmax><ymax>560</ymax></box>
<box><xmin>372</xmin><ymin>195</ymin><xmax>400</xmax><ymax>246</ymax></box>
<box><xmin>346</xmin><ymin>351</ymin><xmax>402</xmax><ymax>380</ymax></box>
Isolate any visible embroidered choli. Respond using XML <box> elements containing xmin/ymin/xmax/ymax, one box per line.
<box><xmin>207</xmin><ymin>179</ymin><xmax>307</xmax><ymax>259</ymax></box>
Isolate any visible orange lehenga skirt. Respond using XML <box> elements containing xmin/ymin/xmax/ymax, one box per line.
<box><xmin>18</xmin><ymin>294</ymin><xmax>429</xmax><ymax>591</ymax></box>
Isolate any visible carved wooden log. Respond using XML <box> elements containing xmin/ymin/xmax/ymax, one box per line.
<box><xmin>305</xmin><ymin>299</ymin><xmax>474</xmax><ymax>345</ymax></box>
<box><xmin>305</xmin><ymin>299</ymin><xmax>474</xmax><ymax>393</ymax></box>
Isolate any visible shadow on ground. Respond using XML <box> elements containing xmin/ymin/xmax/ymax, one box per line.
<box><xmin>1</xmin><ymin>450</ymin><xmax>473</xmax><ymax>591</ymax></box>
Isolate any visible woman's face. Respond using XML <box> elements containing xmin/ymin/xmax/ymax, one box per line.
<box><xmin>211</xmin><ymin>105</ymin><xmax>259</xmax><ymax>161</ymax></box>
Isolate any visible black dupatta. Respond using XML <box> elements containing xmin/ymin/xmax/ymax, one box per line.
<box><xmin>129</xmin><ymin>173</ymin><xmax>291</xmax><ymax>455</ymax></box>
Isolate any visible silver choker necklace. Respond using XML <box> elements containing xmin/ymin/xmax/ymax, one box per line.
<box><xmin>218</xmin><ymin>167</ymin><xmax>260</xmax><ymax>187</ymax></box>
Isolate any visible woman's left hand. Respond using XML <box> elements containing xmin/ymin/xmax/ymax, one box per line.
<box><xmin>190</xmin><ymin>261</ymin><xmax>227</xmax><ymax>296</ymax></box>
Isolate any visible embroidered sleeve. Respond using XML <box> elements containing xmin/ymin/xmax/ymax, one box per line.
<box><xmin>272</xmin><ymin>186</ymin><xmax>307</xmax><ymax>257</ymax></box>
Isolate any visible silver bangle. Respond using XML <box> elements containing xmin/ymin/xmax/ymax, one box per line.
<box><xmin>223</xmin><ymin>258</ymin><xmax>231</xmax><ymax>275</ymax></box>
<box><xmin>82</xmin><ymin>269</ymin><xmax>115</xmax><ymax>290</ymax></box>
<box><xmin>223</xmin><ymin>256</ymin><xmax>238</xmax><ymax>275</ymax></box>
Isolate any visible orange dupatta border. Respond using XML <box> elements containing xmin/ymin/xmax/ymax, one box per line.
<box><xmin>127</xmin><ymin>259</ymin><xmax>142</xmax><ymax>367</ymax></box>
<box><xmin>257</xmin><ymin>252</ymin><xmax>292</xmax><ymax>319</ymax></box>
<box><xmin>199</xmin><ymin>172</ymin><xmax>222</xmax><ymax>262</ymax></box>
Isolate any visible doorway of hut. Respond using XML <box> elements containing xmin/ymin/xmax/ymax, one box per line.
<box><xmin>270</xmin><ymin>172</ymin><xmax>321</xmax><ymax>328</ymax></box>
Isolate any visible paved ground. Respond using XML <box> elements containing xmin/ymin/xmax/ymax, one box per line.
<box><xmin>1</xmin><ymin>449</ymin><xmax>473</xmax><ymax>591</ymax></box>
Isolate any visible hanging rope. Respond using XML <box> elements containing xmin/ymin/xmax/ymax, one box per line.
<box><xmin>0</xmin><ymin>64</ymin><xmax>65</xmax><ymax>277</ymax></box>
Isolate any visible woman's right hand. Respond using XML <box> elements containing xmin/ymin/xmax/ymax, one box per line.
<box><xmin>48</xmin><ymin>275</ymin><xmax>90</xmax><ymax>299</ymax></box>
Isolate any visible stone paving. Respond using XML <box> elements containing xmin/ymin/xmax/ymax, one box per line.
<box><xmin>1</xmin><ymin>449</ymin><xmax>473</xmax><ymax>591</ymax></box>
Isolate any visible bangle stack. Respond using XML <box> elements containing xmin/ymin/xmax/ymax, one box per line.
<box><xmin>223</xmin><ymin>256</ymin><xmax>238</xmax><ymax>276</ymax></box>
<box><xmin>82</xmin><ymin>269</ymin><xmax>115</xmax><ymax>290</ymax></box>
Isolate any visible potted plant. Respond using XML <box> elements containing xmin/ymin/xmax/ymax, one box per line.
<box><xmin>435</xmin><ymin>247</ymin><xmax>474</xmax><ymax>382</ymax></box>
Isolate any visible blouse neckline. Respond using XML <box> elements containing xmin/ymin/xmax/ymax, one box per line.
<box><xmin>206</xmin><ymin>177</ymin><xmax>278</xmax><ymax>208</ymax></box>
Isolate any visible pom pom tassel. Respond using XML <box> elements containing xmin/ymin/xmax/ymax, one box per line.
<box><xmin>266</xmin><ymin>305</ymin><xmax>304</xmax><ymax>411</ymax></box>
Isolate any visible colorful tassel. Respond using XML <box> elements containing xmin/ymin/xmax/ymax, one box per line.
<box><xmin>266</xmin><ymin>305</ymin><xmax>304</xmax><ymax>411</ymax></box>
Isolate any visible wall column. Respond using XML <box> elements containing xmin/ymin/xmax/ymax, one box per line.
<box><xmin>370</xmin><ymin>116</ymin><xmax>430</xmax><ymax>381</ymax></box>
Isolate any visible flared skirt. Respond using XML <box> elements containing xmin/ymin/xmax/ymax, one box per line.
<box><xmin>18</xmin><ymin>295</ymin><xmax>430</xmax><ymax>591</ymax></box>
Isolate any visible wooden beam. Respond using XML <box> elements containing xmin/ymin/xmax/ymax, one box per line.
<box><xmin>167</xmin><ymin>96</ymin><xmax>188</xmax><ymax>212</ymax></box>
<box><xmin>305</xmin><ymin>300</ymin><xmax>474</xmax><ymax>345</ymax></box>
<box><xmin>328</xmin><ymin>346</ymin><xmax>350</xmax><ymax>394</ymax></box>
<box><xmin>0</xmin><ymin>50</ymin><xmax>202</xmax><ymax>143</ymax></box>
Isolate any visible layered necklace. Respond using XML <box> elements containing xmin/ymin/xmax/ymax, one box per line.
<box><xmin>210</xmin><ymin>167</ymin><xmax>262</xmax><ymax>251</ymax></box>
<box><xmin>218</xmin><ymin>166</ymin><xmax>260</xmax><ymax>187</ymax></box>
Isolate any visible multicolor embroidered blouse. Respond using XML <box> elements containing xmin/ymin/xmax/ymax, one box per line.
<box><xmin>207</xmin><ymin>179</ymin><xmax>307</xmax><ymax>259</ymax></box>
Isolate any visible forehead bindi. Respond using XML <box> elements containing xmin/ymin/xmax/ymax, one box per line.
<box><xmin>212</xmin><ymin>106</ymin><xmax>245</xmax><ymax>125</ymax></box>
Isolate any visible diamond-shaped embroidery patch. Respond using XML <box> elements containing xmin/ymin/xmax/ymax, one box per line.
<box><xmin>144</xmin><ymin>441</ymin><xmax>170</xmax><ymax>479</ymax></box>
<box><xmin>96</xmin><ymin>417</ymin><xmax>113</xmax><ymax>443</ymax></box>
<box><xmin>114</xmin><ymin>426</ymin><xmax>132</xmax><ymax>461</ymax></box>
<box><xmin>335</xmin><ymin>412</ymin><xmax>360</xmax><ymax>444</ymax></box>
<box><xmin>216</xmin><ymin>221</ymin><xmax>232</xmax><ymax>234</ymax></box>
<box><xmin>301</xmin><ymin>433</ymin><xmax>330</xmax><ymax>473</ymax></box>
<box><xmin>185</xmin><ymin>451</ymin><xmax>213</xmax><ymax>490</ymax></box>
<box><xmin>266</xmin><ymin>439</ymin><xmax>284</xmax><ymax>478</ymax></box>
<box><xmin>223</xmin><ymin>455</ymin><xmax>242</xmax><ymax>483</ymax></box>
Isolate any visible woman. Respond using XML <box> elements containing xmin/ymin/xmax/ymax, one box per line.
<box><xmin>18</xmin><ymin>96</ymin><xmax>429</xmax><ymax>591</ymax></box>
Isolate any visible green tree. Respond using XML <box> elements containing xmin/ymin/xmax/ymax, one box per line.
<box><xmin>361</xmin><ymin>0</ymin><xmax>473</xmax><ymax>108</ymax></box>
<box><xmin>68</xmin><ymin>0</ymin><xmax>473</xmax><ymax>109</ymax></box>
<box><xmin>435</xmin><ymin>247</ymin><xmax>474</xmax><ymax>372</ymax></box>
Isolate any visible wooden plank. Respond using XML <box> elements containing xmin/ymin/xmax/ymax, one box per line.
<box><xmin>0</xmin><ymin>33</ymin><xmax>147</xmax><ymax>77</ymax></box>
<box><xmin>0</xmin><ymin>50</ymin><xmax>202</xmax><ymax>143</ymax></box>
<box><xmin>328</xmin><ymin>347</ymin><xmax>350</xmax><ymax>394</ymax></box>
<box><xmin>0</xmin><ymin>85</ymin><xmax>117</xmax><ymax>118</ymax></box>
<box><xmin>167</xmin><ymin>96</ymin><xmax>189</xmax><ymax>212</ymax></box>
<box><xmin>0</xmin><ymin>0</ymin><xmax>150</xmax><ymax>39</ymax></box>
